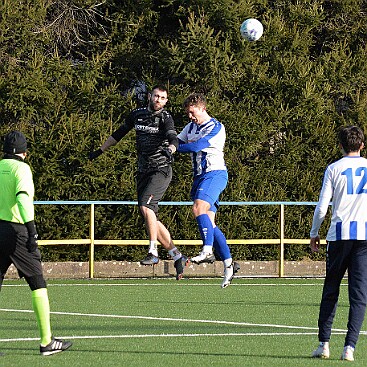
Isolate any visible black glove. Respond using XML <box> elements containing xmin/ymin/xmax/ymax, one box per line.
<box><xmin>161</xmin><ymin>147</ymin><xmax>174</xmax><ymax>163</ymax></box>
<box><xmin>25</xmin><ymin>220</ymin><xmax>39</xmax><ymax>253</ymax></box>
<box><xmin>89</xmin><ymin>148</ymin><xmax>103</xmax><ymax>161</ymax></box>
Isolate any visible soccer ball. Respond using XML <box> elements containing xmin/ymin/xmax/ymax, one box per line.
<box><xmin>240</xmin><ymin>18</ymin><xmax>263</xmax><ymax>42</ymax></box>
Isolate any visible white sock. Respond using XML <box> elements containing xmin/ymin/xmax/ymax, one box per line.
<box><xmin>203</xmin><ymin>245</ymin><xmax>213</xmax><ymax>254</ymax></box>
<box><xmin>223</xmin><ymin>258</ymin><xmax>232</xmax><ymax>268</ymax></box>
<box><xmin>168</xmin><ymin>247</ymin><xmax>181</xmax><ymax>261</ymax></box>
<box><xmin>149</xmin><ymin>241</ymin><xmax>158</xmax><ymax>257</ymax></box>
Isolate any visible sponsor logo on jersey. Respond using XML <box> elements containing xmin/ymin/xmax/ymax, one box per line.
<box><xmin>135</xmin><ymin>124</ymin><xmax>159</xmax><ymax>133</ymax></box>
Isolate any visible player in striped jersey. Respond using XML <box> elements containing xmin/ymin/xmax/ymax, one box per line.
<box><xmin>310</xmin><ymin>125</ymin><xmax>367</xmax><ymax>361</ymax></box>
<box><xmin>177</xmin><ymin>93</ymin><xmax>239</xmax><ymax>288</ymax></box>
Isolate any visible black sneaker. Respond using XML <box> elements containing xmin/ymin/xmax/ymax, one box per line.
<box><xmin>233</xmin><ymin>261</ymin><xmax>240</xmax><ymax>274</ymax></box>
<box><xmin>140</xmin><ymin>253</ymin><xmax>159</xmax><ymax>265</ymax></box>
<box><xmin>40</xmin><ymin>338</ymin><xmax>72</xmax><ymax>356</ymax></box>
<box><xmin>174</xmin><ymin>255</ymin><xmax>189</xmax><ymax>280</ymax></box>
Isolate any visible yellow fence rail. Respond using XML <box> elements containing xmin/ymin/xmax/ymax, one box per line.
<box><xmin>35</xmin><ymin>200</ymin><xmax>327</xmax><ymax>278</ymax></box>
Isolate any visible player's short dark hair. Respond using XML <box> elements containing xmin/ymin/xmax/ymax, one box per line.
<box><xmin>151</xmin><ymin>84</ymin><xmax>168</xmax><ymax>94</ymax></box>
<box><xmin>338</xmin><ymin>125</ymin><xmax>365</xmax><ymax>153</ymax></box>
<box><xmin>183</xmin><ymin>93</ymin><xmax>207</xmax><ymax>109</ymax></box>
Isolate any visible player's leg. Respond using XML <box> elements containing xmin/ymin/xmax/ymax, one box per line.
<box><xmin>137</xmin><ymin>172</ymin><xmax>159</xmax><ymax>262</ymax></box>
<box><xmin>27</xmin><ymin>274</ymin><xmax>72</xmax><ymax>356</ymax></box>
<box><xmin>26</xmin><ymin>272</ymin><xmax>52</xmax><ymax>346</ymax></box>
<box><xmin>157</xmin><ymin>220</ymin><xmax>181</xmax><ymax>258</ymax></box>
<box><xmin>13</xmin><ymin>247</ymin><xmax>52</xmax><ymax>347</ymax></box>
<box><xmin>139</xmin><ymin>205</ymin><xmax>159</xmax><ymax>259</ymax></box>
<box><xmin>343</xmin><ymin>240</ymin><xmax>367</xmax><ymax>359</ymax></box>
<box><xmin>312</xmin><ymin>240</ymin><xmax>349</xmax><ymax>358</ymax></box>
<box><xmin>7</xmin><ymin>223</ymin><xmax>72</xmax><ymax>355</ymax></box>
<box><xmin>156</xmin><ymin>220</ymin><xmax>172</xmax><ymax>250</ymax></box>
<box><xmin>0</xmin><ymin>243</ymin><xmax>8</xmax><ymax>356</ymax></box>
<box><xmin>211</xmin><ymin>216</ymin><xmax>231</xmax><ymax>261</ymax></box>
<box><xmin>138</xmin><ymin>168</ymin><xmax>172</xmax><ymax>265</ymax></box>
<box><xmin>0</xmin><ymin>258</ymin><xmax>12</xmax><ymax>290</ymax></box>
<box><xmin>157</xmin><ymin>220</ymin><xmax>188</xmax><ymax>280</ymax></box>
<box><xmin>210</xmin><ymin>212</ymin><xmax>240</xmax><ymax>288</ymax></box>
<box><xmin>190</xmin><ymin>174</ymin><xmax>216</xmax><ymax>263</ymax></box>
<box><xmin>318</xmin><ymin>241</ymin><xmax>350</xmax><ymax>339</ymax></box>
<box><xmin>0</xmin><ymin>242</ymin><xmax>12</xmax><ymax>291</ymax></box>
<box><xmin>191</xmin><ymin>171</ymin><xmax>228</xmax><ymax>264</ymax></box>
<box><xmin>191</xmin><ymin>198</ymin><xmax>215</xmax><ymax>263</ymax></box>
<box><xmin>0</xmin><ymin>221</ymin><xmax>16</xmax><ymax>290</ymax></box>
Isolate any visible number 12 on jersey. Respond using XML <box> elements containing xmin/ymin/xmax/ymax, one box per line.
<box><xmin>342</xmin><ymin>167</ymin><xmax>367</xmax><ymax>194</ymax></box>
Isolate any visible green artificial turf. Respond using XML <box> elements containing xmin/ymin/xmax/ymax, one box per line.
<box><xmin>1</xmin><ymin>278</ymin><xmax>366</xmax><ymax>366</ymax></box>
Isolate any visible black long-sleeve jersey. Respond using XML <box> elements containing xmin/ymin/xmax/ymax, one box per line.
<box><xmin>111</xmin><ymin>107</ymin><xmax>179</xmax><ymax>173</ymax></box>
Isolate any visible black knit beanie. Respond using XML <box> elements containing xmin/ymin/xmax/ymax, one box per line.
<box><xmin>3</xmin><ymin>131</ymin><xmax>28</xmax><ymax>154</ymax></box>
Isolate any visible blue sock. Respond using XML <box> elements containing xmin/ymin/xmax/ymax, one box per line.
<box><xmin>196</xmin><ymin>214</ymin><xmax>214</xmax><ymax>246</ymax></box>
<box><xmin>213</xmin><ymin>226</ymin><xmax>231</xmax><ymax>260</ymax></box>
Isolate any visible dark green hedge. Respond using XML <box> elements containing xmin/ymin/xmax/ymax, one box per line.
<box><xmin>1</xmin><ymin>0</ymin><xmax>366</xmax><ymax>262</ymax></box>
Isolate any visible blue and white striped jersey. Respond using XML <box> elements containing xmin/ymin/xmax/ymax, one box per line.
<box><xmin>310</xmin><ymin>155</ymin><xmax>367</xmax><ymax>241</ymax></box>
<box><xmin>177</xmin><ymin>118</ymin><xmax>227</xmax><ymax>177</ymax></box>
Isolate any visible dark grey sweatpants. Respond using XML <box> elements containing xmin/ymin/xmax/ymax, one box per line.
<box><xmin>318</xmin><ymin>240</ymin><xmax>367</xmax><ymax>348</ymax></box>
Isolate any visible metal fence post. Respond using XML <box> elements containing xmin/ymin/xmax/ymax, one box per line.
<box><xmin>89</xmin><ymin>203</ymin><xmax>95</xmax><ymax>278</ymax></box>
<box><xmin>279</xmin><ymin>204</ymin><xmax>285</xmax><ymax>277</ymax></box>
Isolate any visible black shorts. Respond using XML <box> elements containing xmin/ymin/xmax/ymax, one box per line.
<box><xmin>136</xmin><ymin>166</ymin><xmax>172</xmax><ymax>214</ymax></box>
<box><xmin>0</xmin><ymin>221</ymin><xmax>43</xmax><ymax>279</ymax></box>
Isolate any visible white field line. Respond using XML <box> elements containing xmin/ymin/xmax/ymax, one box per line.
<box><xmin>2</xmin><ymin>307</ymin><xmax>364</xmax><ymax>336</ymax></box>
<box><xmin>2</xmin><ymin>282</ymin><xmax>332</xmax><ymax>287</ymax></box>
<box><xmin>0</xmin><ymin>308</ymin><xmax>321</xmax><ymax>330</ymax></box>
<box><xmin>0</xmin><ymin>332</ymin><xmax>345</xmax><ymax>343</ymax></box>
<box><xmin>0</xmin><ymin>282</ymin><xmax>355</xmax><ymax>344</ymax></box>
<box><xmin>1</xmin><ymin>308</ymin><xmax>366</xmax><ymax>343</ymax></box>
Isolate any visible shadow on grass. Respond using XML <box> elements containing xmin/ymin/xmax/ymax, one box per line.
<box><xmin>37</xmin><ymin>347</ymin><xmax>314</xmax><ymax>360</ymax></box>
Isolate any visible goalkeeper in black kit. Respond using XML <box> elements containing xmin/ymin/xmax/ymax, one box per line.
<box><xmin>89</xmin><ymin>85</ymin><xmax>188</xmax><ymax>280</ymax></box>
<box><xmin>0</xmin><ymin>131</ymin><xmax>72</xmax><ymax>356</ymax></box>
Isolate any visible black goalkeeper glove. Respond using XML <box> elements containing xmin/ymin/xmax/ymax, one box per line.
<box><xmin>89</xmin><ymin>148</ymin><xmax>103</xmax><ymax>161</ymax></box>
<box><xmin>25</xmin><ymin>220</ymin><xmax>39</xmax><ymax>253</ymax></box>
<box><xmin>161</xmin><ymin>147</ymin><xmax>174</xmax><ymax>163</ymax></box>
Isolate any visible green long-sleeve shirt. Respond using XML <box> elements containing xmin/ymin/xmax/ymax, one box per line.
<box><xmin>0</xmin><ymin>156</ymin><xmax>34</xmax><ymax>224</ymax></box>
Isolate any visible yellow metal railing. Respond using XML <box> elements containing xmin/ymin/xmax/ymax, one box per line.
<box><xmin>36</xmin><ymin>201</ymin><xmax>327</xmax><ymax>278</ymax></box>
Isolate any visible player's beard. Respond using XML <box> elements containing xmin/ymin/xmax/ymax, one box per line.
<box><xmin>149</xmin><ymin>99</ymin><xmax>164</xmax><ymax>113</ymax></box>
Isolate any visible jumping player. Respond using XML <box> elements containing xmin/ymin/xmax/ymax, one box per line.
<box><xmin>310</xmin><ymin>125</ymin><xmax>367</xmax><ymax>362</ymax></box>
<box><xmin>177</xmin><ymin>93</ymin><xmax>239</xmax><ymax>288</ymax></box>
<box><xmin>89</xmin><ymin>85</ymin><xmax>188</xmax><ymax>280</ymax></box>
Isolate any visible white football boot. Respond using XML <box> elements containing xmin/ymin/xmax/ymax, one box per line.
<box><xmin>312</xmin><ymin>342</ymin><xmax>330</xmax><ymax>359</ymax></box>
<box><xmin>341</xmin><ymin>345</ymin><xmax>354</xmax><ymax>361</ymax></box>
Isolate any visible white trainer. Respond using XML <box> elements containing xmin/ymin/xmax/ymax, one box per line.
<box><xmin>341</xmin><ymin>345</ymin><xmax>354</xmax><ymax>361</ymax></box>
<box><xmin>221</xmin><ymin>262</ymin><xmax>240</xmax><ymax>288</ymax></box>
<box><xmin>221</xmin><ymin>264</ymin><xmax>234</xmax><ymax>288</ymax></box>
<box><xmin>312</xmin><ymin>342</ymin><xmax>330</xmax><ymax>359</ymax></box>
<box><xmin>191</xmin><ymin>252</ymin><xmax>215</xmax><ymax>264</ymax></box>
